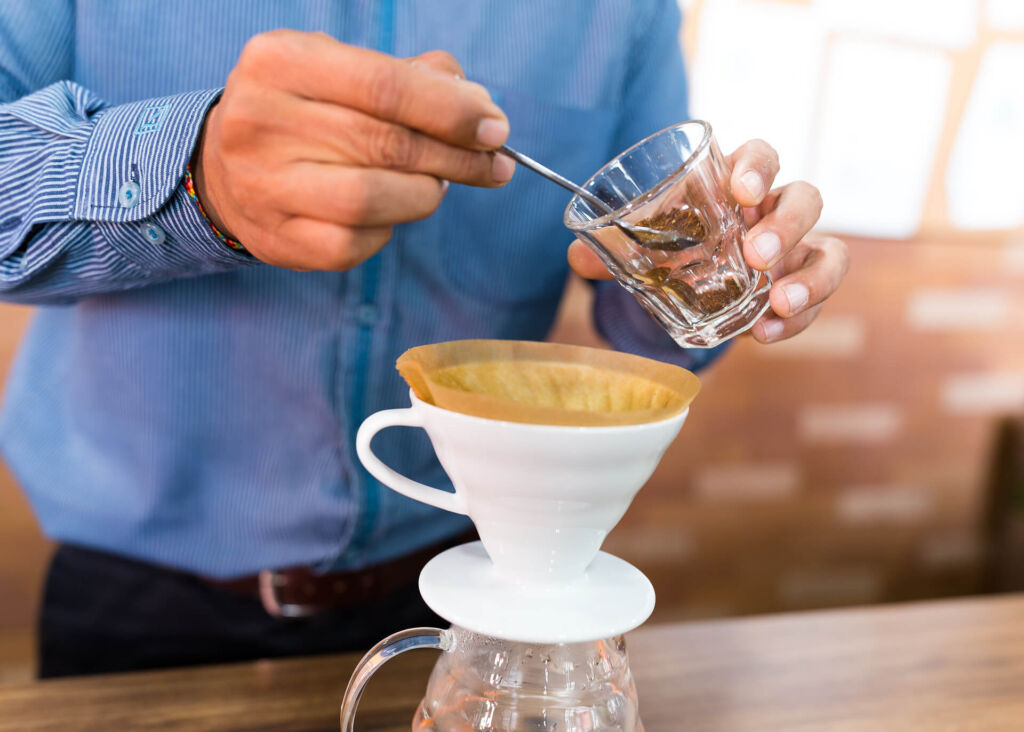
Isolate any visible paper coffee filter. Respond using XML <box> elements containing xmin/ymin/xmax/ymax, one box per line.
<box><xmin>396</xmin><ymin>340</ymin><xmax>700</xmax><ymax>426</ymax></box>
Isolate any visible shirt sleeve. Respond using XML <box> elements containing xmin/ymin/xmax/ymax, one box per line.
<box><xmin>592</xmin><ymin>279</ymin><xmax>729</xmax><ymax>371</ymax></box>
<box><xmin>588</xmin><ymin>0</ymin><xmax>729</xmax><ymax>372</ymax></box>
<box><xmin>0</xmin><ymin>81</ymin><xmax>255</xmax><ymax>305</ymax></box>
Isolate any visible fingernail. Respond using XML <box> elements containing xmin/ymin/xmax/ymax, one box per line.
<box><xmin>476</xmin><ymin>117</ymin><xmax>509</xmax><ymax>148</ymax></box>
<box><xmin>751</xmin><ymin>232</ymin><xmax>781</xmax><ymax>263</ymax></box>
<box><xmin>782</xmin><ymin>283</ymin><xmax>809</xmax><ymax>313</ymax></box>
<box><xmin>741</xmin><ymin>170</ymin><xmax>764</xmax><ymax>199</ymax></box>
<box><xmin>760</xmin><ymin>318</ymin><xmax>784</xmax><ymax>342</ymax></box>
<box><xmin>440</xmin><ymin>179</ymin><xmax>450</xmax><ymax>197</ymax></box>
<box><xmin>492</xmin><ymin>153</ymin><xmax>515</xmax><ymax>183</ymax></box>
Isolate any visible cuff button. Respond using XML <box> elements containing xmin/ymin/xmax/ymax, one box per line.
<box><xmin>139</xmin><ymin>222</ymin><xmax>167</xmax><ymax>245</ymax></box>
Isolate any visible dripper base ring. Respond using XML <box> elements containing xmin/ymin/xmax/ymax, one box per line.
<box><xmin>418</xmin><ymin>541</ymin><xmax>655</xmax><ymax>644</ymax></box>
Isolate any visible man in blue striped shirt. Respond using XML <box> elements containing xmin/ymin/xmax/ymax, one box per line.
<box><xmin>0</xmin><ymin>1</ymin><xmax>847</xmax><ymax>676</ymax></box>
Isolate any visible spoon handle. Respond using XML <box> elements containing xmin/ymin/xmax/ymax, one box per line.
<box><xmin>498</xmin><ymin>145</ymin><xmax>612</xmax><ymax>214</ymax></box>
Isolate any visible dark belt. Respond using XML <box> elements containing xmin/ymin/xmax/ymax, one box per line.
<box><xmin>203</xmin><ymin>529</ymin><xmax>477</xmax><ymax>618</ymax></box>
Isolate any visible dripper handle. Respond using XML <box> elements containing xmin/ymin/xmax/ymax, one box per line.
<box><xmin>356</xmin><ymin>407</ymin><xmax>467</xmax><ymax>515</ymax></box>
<box><xmin>339</xmin><ymin>627</ymin><xmax>448</xmax><ymax>732</ymax></box>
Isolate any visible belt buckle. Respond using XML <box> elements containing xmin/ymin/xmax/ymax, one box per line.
<box><xmin>258</xmin><ymin>570</ymin><xmax>320</xmax><ymax>619</ymax></box>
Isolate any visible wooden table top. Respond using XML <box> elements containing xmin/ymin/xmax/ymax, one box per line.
<box><xmin>2</xmin><ymin>593</ymin><xmax>1023</xmax><ymax>731</ymax></box>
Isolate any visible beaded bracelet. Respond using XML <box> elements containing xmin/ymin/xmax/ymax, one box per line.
<box><xmin>182</xmin><ymin>164</ymin><xmax>248</xmax><ymax>253</ymax></box>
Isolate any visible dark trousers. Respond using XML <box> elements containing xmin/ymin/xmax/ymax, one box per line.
<box><xmin>39</xmin><ymin>544</ymin><xmax>445</xmax><ymax>678</ymax></box>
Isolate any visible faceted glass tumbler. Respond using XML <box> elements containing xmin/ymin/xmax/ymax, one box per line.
<box><xmin>565</xmin><ymin>120</ymin><xmax>771</xmax><ymax>348</ymax></box>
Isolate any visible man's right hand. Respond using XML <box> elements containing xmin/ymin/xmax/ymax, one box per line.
<box><xmin>191</xmin><ymin>31</ymin><xmax>513</xmax><ymax>270</ymax></box>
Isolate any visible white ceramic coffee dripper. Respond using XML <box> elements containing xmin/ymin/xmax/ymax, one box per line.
<box><xmin>339</xmin><ymin>388</ymin><xmax>690</xmax><ymax>731</ymax></box>
<box><xmin>358</xmin><ymin>389</ymin><xmax>687</xmax><ymax>588</ymax></box>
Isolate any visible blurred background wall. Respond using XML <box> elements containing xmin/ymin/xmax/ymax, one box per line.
<box><xmin>590</xmin><ymin>0</ymin><xmax>1024</xmax><ymax>621</ymax></box>
<box><xmin>0</xmin><ymin>305</ymin><xmax>45</xmax><ymax>682</ymax></box>
<box><xmin>3</xmin><ymin>0</ymin><xmax>1024</xmax><ymax>681</ymax></box>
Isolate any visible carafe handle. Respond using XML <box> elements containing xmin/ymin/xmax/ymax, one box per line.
<box><xmin>356</xmin><ymin>407</ymin><xmax>467</xmax><ymax>515</ymax></box>
<box><xmin>339</xmin><ymin>626</ymin><xmax>448</xmax><ymax>732</ymax></box>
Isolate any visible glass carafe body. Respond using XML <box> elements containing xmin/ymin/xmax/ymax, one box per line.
<box><xmin>339</xmin><ymin>625</ymin><xmax>644</xmax><ymax>731</ymax></box>
<box><xmin>414</xmin><ymin>626</ymin><xmax>643</xmax><ymax>731</ymax></box>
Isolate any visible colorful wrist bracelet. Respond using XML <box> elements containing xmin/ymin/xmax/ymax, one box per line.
<box><xmin>183</xmin><ymin>164</ymin><xmax>247</xmax><ymax>253</ymax></box>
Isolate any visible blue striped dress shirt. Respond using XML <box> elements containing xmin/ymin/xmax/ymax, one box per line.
<box><xmin>0</xmin><ymin>0</ymin><xmax>725</xmax><ymax>577</ymax></box>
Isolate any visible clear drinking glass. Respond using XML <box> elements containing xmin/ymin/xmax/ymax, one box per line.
<box><xmin>339</xmin><ymin>625</ymin><xmax>644</xmax><ymax>731</ymax></box>
<box><xmin>565</xmin><ymin>120</ymin><xmax>771</xmax><ymax>348</ymax></box>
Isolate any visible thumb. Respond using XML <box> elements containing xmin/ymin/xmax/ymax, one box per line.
<box><xmin>568</xmin><ymin>240</ymin><xmax>614</xmax><ymax>280</ymax></box>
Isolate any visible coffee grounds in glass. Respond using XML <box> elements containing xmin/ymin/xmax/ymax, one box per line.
<box><xmin>632</xmin><ymin>209</ymin><xmax>707</xmax><ymax>247</ymax></box>
<box><xmin>638</xmin><ymin>209</ymin><xmax>747</xmax><ymax>317</ymax></box>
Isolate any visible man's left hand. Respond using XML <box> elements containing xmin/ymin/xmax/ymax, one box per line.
<box><xmin>568</xmin><ymin>139</ymin><xmax>849</xmax><ymax>344</ymax></box>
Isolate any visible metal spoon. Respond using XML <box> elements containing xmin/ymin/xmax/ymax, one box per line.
<box><xmin>497</xmin><ymin>145</ymin><xmax>702</xmax><ymax>251</ymax></box>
